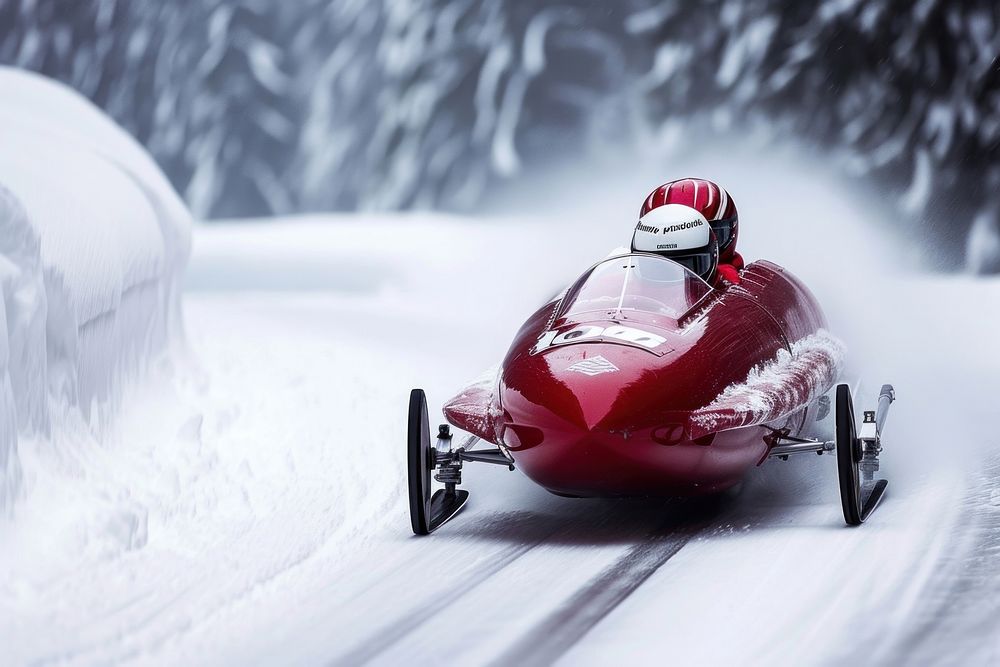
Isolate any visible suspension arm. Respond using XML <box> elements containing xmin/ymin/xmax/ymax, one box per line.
<box><xmin>459</xmin><ymin>449</ymin><xmax>515</xmax><ymax>469</ymax></box>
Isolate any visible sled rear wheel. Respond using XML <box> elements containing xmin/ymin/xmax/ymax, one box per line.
<box><xmin>408</xmin><ymin>389</ymin><xmax>433</xmax><ymax>535</ymax></box>
<box><xmin>836</xmin><ymin>384</ymin><xmax>863</xmax><ymax>525</ymax></box>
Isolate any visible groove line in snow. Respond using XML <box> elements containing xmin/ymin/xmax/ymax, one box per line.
<box><xmin>331</xmin><ymin>518</ymin><xmax>557</xmax><ymax>666</ymax></box>
<box><xmin>491</xmin><ymin>515</ymin><xmax>715</xmax><ymax>666</ymax></box>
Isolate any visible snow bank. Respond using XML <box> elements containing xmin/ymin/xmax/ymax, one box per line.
<box><xmin>0</xmin><ymin>68</ymin><xmax>191</xmax><ymax>513</ymax></box>
<box><xmin>0</xmin><ymin>187</ymin><xmax>43</xmax><ymax>511</ymax></box>
<box><xmin>689</xmin><ymin>330</ymin><xmax>846</xmax><ymax>438</ymax></box>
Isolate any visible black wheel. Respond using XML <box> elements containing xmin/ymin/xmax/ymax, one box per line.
<box><xmin>407</xmin><ymin>388</ymin><xmax>471</xmax><ymax>535</ymax></box>
<box><xmin>836</xmin><ymin>384</ymin><xmax>863</xmax><ymax>525</ymax></box>
<box><xmin>408</xmin><ymin>388</ymin><xmax>433</xmax><ymax>535</ymax></box>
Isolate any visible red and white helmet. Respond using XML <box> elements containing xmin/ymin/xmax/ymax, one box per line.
<box><xmin>631</xmin><ymin>204</ymin><xmax>719</xmax><ymax>281</ymax></box>
<box><xmin>639</xmin><ymin>178</ymin><xmax>739</xmax><ymax>262</ymax></box>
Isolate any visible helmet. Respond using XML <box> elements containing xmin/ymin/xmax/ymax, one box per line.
<box><xmin>640</xmin><ymin>178</ymin><xmax>739</xmax><ymax>262</ymax></box>
<box><xmin>631</xmin><ymin>203</ymin><xmax>719</xmax><ymax>281</ymax></box>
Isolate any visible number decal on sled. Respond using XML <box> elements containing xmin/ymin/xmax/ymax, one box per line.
<box><xmin>533</xmin><ymin>324</ymin><xmax>667</xmax><ymax>353</ymax></box>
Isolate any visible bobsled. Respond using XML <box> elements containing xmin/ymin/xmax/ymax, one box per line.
<box><xmin>408</xmin><ymin>253</ymin><xmax>895</xmax><ymax>534</ymax></box>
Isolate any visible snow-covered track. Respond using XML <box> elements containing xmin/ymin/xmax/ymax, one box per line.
<box><xmin>5</xmin><ymin>163</ymin><xmax>1000</xmax><ymax>664</ymax></box>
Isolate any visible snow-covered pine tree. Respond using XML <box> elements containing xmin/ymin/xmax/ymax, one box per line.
<box><xmin>0</xmin><ymin>0</ymin><xmax>300</xmax><ymax>219</ymax></box>
<box><xmin>288</xmin><ymin>0</ymin><xmax>632</xmax><ymax>212</ymax></box>
<box><xmin>159</xmin><ymin>1</ymin><xmax>299</xmax><ymax>218</ymax></box>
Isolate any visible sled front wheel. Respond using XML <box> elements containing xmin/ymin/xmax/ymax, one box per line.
<box><xmin>408</xmin><ymin>388</ymin><xmax>433</xmax><ymax>535</ymax></box>
<box><xmin>408</xmin><ymin>389</ymin><xmax>471</xmax><ymax>535</ymax></box>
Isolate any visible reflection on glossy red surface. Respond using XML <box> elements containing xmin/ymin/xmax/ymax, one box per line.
<box><xmin>443</xmin><ymin>255</ymin><xmax>834</xmax><ymax>497</ymax></box>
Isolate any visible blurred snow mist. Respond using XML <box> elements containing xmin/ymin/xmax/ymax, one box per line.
<box><xmin>1</xmin><ymin>0</ymin><xmax>998</xmax><ymax>270</ymax></box>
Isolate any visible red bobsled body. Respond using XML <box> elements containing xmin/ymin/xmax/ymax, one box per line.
<box><xmin>443</xmin><ymin>253</ymin><xmax>842</xmax><ymax>497</ymax></box>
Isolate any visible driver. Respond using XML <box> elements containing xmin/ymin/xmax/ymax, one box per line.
<box><xmin>635</xmin><ymin>179</ymin><xmax>743</xmax><ymax>286</ymax></box>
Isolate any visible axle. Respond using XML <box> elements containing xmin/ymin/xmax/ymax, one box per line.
<box><xmin>768</xmin><ymin>439</ymin><xmax>835</xmax><ymax>459</ymax></box>
<box><xmin>432</xmin><ymin>425</ymin><xmax>515</xmax><ymax>487</ymax></box>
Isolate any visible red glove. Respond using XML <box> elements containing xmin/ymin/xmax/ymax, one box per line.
<box><xmin>717</xmin><ymin>263</ymin><xmax>741</xmax><ymax>286</ymax></box>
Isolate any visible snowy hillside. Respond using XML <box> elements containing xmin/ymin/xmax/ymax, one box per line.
<box><xmin>0</xmin><ymin>68</ymin><xmax>191</xmax><ymax>514</ymax></box>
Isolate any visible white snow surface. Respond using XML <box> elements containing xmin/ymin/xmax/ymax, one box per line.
<box><xmin>3</xmin><ymin>146</ymin><xmax>1000</xmax><ymax>665</ymax></box>
<box><xmin>0</xmin><ymin>68</ymin><xmax>191</xmax><ymax>514</ymax></box>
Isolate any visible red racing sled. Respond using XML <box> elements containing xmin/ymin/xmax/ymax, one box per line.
<box><xmin>408</xmin><ymin>253</ymin><xmax>895</xmax><ymax>534</ymax></box>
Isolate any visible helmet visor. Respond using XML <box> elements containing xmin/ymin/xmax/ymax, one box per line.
<box><xmin>709</xmin><ymin>215</ymin><xmax>736</xmax><ymax>250</ymax></box>
<box><xmin>669</xmin><ymin>250</ymin><xmax>716</xmax><ymax>278</ymax></box>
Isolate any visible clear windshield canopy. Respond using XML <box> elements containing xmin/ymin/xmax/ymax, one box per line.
<box><xmin>560</xmin><ymin>254</ymin><xmax>713</xmax><ymax>321</ymax></box>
